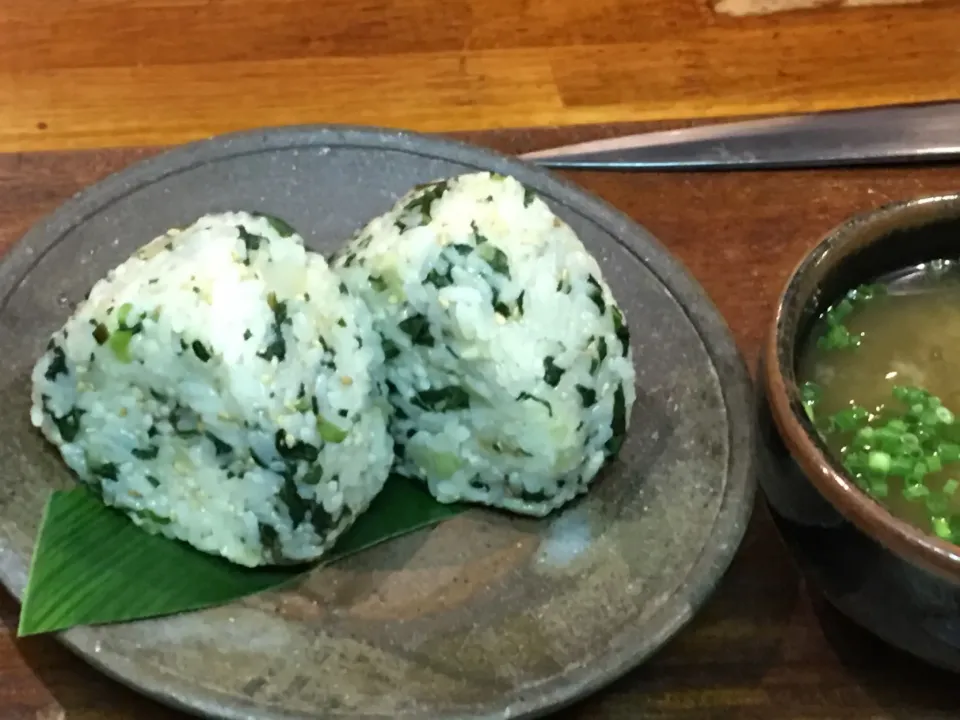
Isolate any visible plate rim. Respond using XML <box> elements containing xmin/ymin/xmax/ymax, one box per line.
<box><xmin>0</xmin><ymin>124</ymin><xmax>757</xmax><ymax>720</ymax></box>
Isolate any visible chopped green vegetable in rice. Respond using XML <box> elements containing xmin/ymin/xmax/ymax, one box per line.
<box><xmin>30</xmin><ymin>211</ymin><xmax>394</xmax><ymax>567</ymax></box>
<box><xmin>334</xmin><ymin>172</ymin><xmax>636</xmax><ymax>517</ymax></box>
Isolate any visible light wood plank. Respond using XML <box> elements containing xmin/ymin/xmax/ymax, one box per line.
<box><xmin>1</xmin><ymin>0</ymin><xmax>959</xmax><ymax>151</ymax></box>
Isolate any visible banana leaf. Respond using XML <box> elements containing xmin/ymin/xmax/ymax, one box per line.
<box><xmin>18</xmin><ymin>474</ymin><xmax>465</xmax><ymax>636</ymax></box>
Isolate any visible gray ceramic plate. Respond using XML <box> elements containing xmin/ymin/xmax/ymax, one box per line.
<box><xmin>0</xmin><ymin>127</ymin><xmax>755</xmax><ymax>720</ymax></box>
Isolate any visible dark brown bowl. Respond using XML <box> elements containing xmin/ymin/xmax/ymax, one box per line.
<box><xmin>761</xmin><ymin>192</ymin><xmax>960</xmax><ymax>672</ymax></box>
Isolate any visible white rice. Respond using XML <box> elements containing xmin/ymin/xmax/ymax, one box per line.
<box><xmin>30</xmin><ymin>212</ymin><xmax>394</xmax><ymax>567</ymax></box>
<box><xmin>334</xmin><ymin>172</ymin><xmax>637</xmax><ymax>516</ymax></box>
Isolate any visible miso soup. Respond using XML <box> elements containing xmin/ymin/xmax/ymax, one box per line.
<box><xmin>798</xmin><ymin>261</ymin><xmax>960</xmax><ymax>544</ymax></box>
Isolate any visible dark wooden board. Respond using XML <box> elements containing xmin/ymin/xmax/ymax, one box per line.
<box><xmin>1</xmin><ymin>125</ymin><xmax>958</xmax><ymax>719</ymax></box>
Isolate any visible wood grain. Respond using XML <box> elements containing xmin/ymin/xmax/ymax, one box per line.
<box><xmin>1</xmin><ymin>0</ymin><xmax>960</xmax><ymax>152</ymax></box>
<box><xmin>1</xmin><ymin>124</ymin><xmax>960</xmax><ymax>718</ymax></box>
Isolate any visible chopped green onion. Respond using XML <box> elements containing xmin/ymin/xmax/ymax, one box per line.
<box><xmin>801</xmin><ymin>381</ymin><xmax>821</xmax><ymax>422</ymax></box>
<box><xmin>801</xmin><ymin>381</ymin><xmax>822</xmax><ymax>405</ymax></box>
<box><xmin>820</xmin><ymin>381</ymin><xmax>960</xmax><ymax>541</ymax></box>
<box><xmin>851</xmin><ymin>473</ymin><xmax>870</xmax><ymax>491</ymax></box>
<box><xmin>874</xmin><ymin>428</ymin><xmax>903</xmax><ymax>453</ymax></box>
<box><xmin>909</xmin><ymin>463</ymin><xmax>928</xmax><ymax>483</ymax></box>
<box><xmin>900</xmin><ymin>433</ymin><xmax>920</xmax><ymax>451</ymax></box>
<box><xmin>933</xmin><ymin>516</ymin><xmax>952</xmax><ymax>539</ymax></box>
<box><xmin>818</xmin><ymin>324</ymin><xmax>859</xmax><ymax>350</ymax></box>
<box><xmin>867</xmin><ymin>451</ymin><xmax>891</xmax><ymax>474</ymax></box>
<box><xmin>856</xmin><ymin>426</ymin><xmax>875</xmax><ymax>442</ymax></box>
<box><xmin>890</xmin><ymin>456</ymin><xmax>915</xmax><ymax>477</ymax></box>
<box><xmin>940</xmin><ymin>443</ymin><xmax>960</xmax><ymax>463</ymax></box>
<box><xmin>869</xmin><ymin>477</ymin><xmax>889</xmax><ymax>498</ymax></box>
<box><xmin>852</xmin><ymin>284</ymin><xmax>884</xmax><ymax>302</ymax></box>
<box><xmin>886</xmin><ymin>418</ymin><xmax>908</xmax><ymax>433</ymax></box>
<box><xmin>920</xmin><ymin>410</ymin><xmax>942</xmax><ymax>427</ymax></box>
<box><xmin>830</xmin><ymin>297</ymin><xmax>855</xmax><ymax>322</ymax></box>
<box><xmin>815</xmin><ymin>284</ymin><xmax>885</xmax><ymax>352</ymax></box>
<box><xmin>831</xmin><ymin>405</ymin><xmax>869</xmax><ymax>432</ymax></box>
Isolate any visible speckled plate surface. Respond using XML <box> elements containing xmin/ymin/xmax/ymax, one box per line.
<box><xmin>0</xmin><ymin>127</ymin><xmax>756</xmax><ymax>720</ymax></box>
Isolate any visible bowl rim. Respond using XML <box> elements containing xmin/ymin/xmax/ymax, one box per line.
<box><xmin>764</xmin><ymin>192</ymin><xmax>960</xmax><ymax>582</ymax></box>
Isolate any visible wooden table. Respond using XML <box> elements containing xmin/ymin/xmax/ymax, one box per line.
<box><xmin>2</xmin><ymin>0</ymin><xmax>960</xmax><ymax>153</ymax></box>
<box><xmin>5</xmin><ymin>0</ymin><xmax>960</xmax><ymax>714</ymax></box>
<box><xmin>2</xmin><ymin>124</ymin><xmax>960</xmax><ymax>718</ymax></box>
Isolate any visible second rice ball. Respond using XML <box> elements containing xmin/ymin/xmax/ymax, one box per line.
<box><xmin>334</xmin><ymin>172</ymin><xmax>637</xmax><ymax>516</ymax></box>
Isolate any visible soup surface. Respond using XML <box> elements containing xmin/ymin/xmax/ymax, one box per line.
<box><xmin>799</xmin><ymin>261</ymin><xmax>960</xmax><ymax>543</ymax></box>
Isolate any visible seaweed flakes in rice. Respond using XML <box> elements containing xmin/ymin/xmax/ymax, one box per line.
<box><xmin>30</xmin><ymin>211</ymin><xmax>394</xmax><ymax>567</ymax></box>
<box><xmin>334</xmin><ymin>172</ymin><xmax>637</xmax><ymax>517</ymax></box>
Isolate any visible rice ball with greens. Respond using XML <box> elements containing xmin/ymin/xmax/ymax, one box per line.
<box><xmin>30</xmin><ymin>212</ymin><xmax>393</xmax><ymax>567</ymax></box>
<box><xmin>333</xmin><ymin>172</ymin><xmax>636</xmax><ymax>516</ymax></box>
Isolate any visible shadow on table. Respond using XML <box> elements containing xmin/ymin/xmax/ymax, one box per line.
<box><xmin>1</xmin><ymin>586</ymin><xmax>172</xmax><ymax>719</ymax></box>
<box><xmin>812</xmin><ymin>593</ymin><xmax>957</xmax><ymax>719</ymax></box>
<box><xmin>560</xmin><ymin>501</ymin><xmax>960</xmax><ymax>719</ymax></box>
